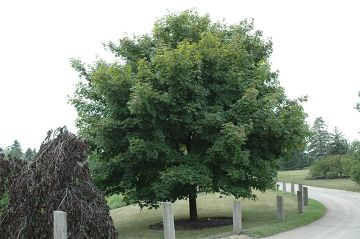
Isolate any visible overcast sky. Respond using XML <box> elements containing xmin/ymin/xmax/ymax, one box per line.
<box><xmin>1</xmin><ymin>0</ymin><xmax>359</xmax><ymax>150</ymax></box>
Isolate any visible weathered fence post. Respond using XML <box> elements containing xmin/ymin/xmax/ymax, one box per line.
<box><xmin>298</xmin><ymin>184</ymin><xmax>303</xmax><ymax>192</ymax></box>
<box><xmin>276</xmin><ymin>195</ymin><xmax>285</xmax><ymax>222</ymax></box>
<box><xmin>54</xmin><ymin>211</ymin><xmax>67</xmax><ymax>239</ymax></box>
<box><xmin>162</xmin><ymin>202</ymin><xmax>176</xmax><ymax>239</ymax></box>
<box><xmin>233</xmin><ymin>201</ymin><xmax>242</xmax><ymax>234</ymax></box>
<box><xmin>303</xmin><ymin>187</ymin><xmax>308</xmax><ymax>206</ymax></box>
<box><xmin>297</xmin><ymin>191</ymin><xmax>304</xmax><ymax>213</ymax></box>
<box><xmin>282</xmin><ymin>182</ymin><xmax>287</xmax><ymax>192</ymax></box>
<box><xmin>291</xmin><ymin>182</ymin><xmax>295</xmax><ymax>195</ymax></box>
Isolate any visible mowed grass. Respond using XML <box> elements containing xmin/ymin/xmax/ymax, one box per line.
<box><xmin>111</xmin><ymin>191</ymin><xmax>325</xmax><ymax>239</ymax></box>
<box><xmin>278</xmin><ymin>169</ymin><xmax>360</xmax><ymax>192</ymax></box>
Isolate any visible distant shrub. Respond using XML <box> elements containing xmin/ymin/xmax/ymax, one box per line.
<box><xmin>349</xmin><ymin>148</ymin><xmax>360</xmax><ymax>185</ymax></box>
<box><xmin>350</xmin><ymin>161</ymin><xmax>360</xmax><ymax>185</ymax></box>
<box><xmin>309</xmin><ymin>155</ymin><xmax>351</xmax><ymax>179</ymax></box>
<box><xmin>341</xmin><ymin>157</ymin><xmax>353</xmax><ymax>176</ymax></box>
<box><xmin>107</xmin><ymin>194</ymin><xmax>127</xmax><ymax>210</ymax></box>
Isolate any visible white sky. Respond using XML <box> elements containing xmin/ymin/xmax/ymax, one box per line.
<box><xmin>1</xmin><ymin>0</ymin><xmax>359</xmax><ymax>150</ymax></box>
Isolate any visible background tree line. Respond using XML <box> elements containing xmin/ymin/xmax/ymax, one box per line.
<box><xmin>279</xmin><ymin>114</ymin><xmax>360</xmax><ymax>185</ymax></box>
<box><xmin>279</xmin><ymin>116</ymin><xmax>352</xmax><ymax>170</ymax></box>
<box><xmin>0</xmin><ymin>140</ymin><xmax>37</xmax><ymax>161</ymax></box>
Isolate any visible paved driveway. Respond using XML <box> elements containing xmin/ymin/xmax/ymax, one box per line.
<box><xmin>264</xmin><ymin>183</ymin><xmax>360</xmax><ymax>239</ymax></box>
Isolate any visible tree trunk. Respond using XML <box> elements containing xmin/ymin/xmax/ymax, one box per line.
<box><xmin>189</xmin><ymin>191</ymin><xmax>198</xmax><ymax>222</ymax></box>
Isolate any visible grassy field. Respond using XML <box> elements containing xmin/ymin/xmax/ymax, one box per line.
<box><xmin>111</xmin><ymin>191</ymin><xmax>325</xmax><ymax>239</ymax></box>
<box><xmin>277</xmin><ymin>169</ymin><xmax>360</xmax><ymax>192</ymax></box>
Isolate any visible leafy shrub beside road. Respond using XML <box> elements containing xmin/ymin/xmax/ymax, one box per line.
<box><xmin>307</xmin><ymin>150</ymin><xmax>360</xmax><ymax>188</ymax></box>
<box><xmin>348</xmin><ymin>141</ymin><xmax>360</xmax><ymax>185</ymax></box>
<box><xmin>309</xmin><ymin>155</ymin><xmax>352</xmax><ymax>179</ymax></box>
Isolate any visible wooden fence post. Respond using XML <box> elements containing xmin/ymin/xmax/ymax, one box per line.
<box><xmin>282</xmin><ymin>182</ymin><xmax>287</xmax><ymax>192</ymax></box>
<box><xmin>297</xmin><ymin>191</ymin><xmax>304</xmax><ymax>213</ymax></box>
<box><xmin>291</xmin><ymin>182</ymin><xmax>295</xmax><ymax>195</ymax></box>
<box><xmin>54</xmin><ymin>211</ymin><xmax>67</xmax><ymax>239</ymax></box>
<box><xmin>303</xmin><ymin>187</ymin><xmax>309</xmax><ymax>206</ymax></box>
<box><xmin>162</xmin><ymin>202</ymin><xmax>176</xmax><ymax>239</ymax></box>
<box><xmin>233</xmin><ymin>201</ymin><xmax>242</xmax><ymax>234</ymax></box>
<box><xmin>276</xmin><ymin>195</ymin><xmax>285</xmax><ymax>222</ymax></box>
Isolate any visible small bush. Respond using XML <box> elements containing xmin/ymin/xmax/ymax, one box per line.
<box><xmin>309</xmin><ymin>155</ymin><xmax>351</xmax><ymax>179</ymax></box>
<box><xmin>341</xmin><ymin>157</ymin><xmax>353</xmax><ymax>176</ymax></box>
<box><xmin>349</xmin><ymin>145</ymin><xmax>360</xmax><ymax>185</ymax></box>
<box><xmin>350</xmin><ymin>161</ymin><xmax>360</xmax><ymax>185</ymax></box>
<box><xmin>107</xmin><ymin>194</ymin><xmax>127</xmax><ymax>210</ymax></box>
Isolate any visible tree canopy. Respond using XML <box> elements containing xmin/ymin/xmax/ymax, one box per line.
<box><xmin>308</xmin><ymin>117</ymin><xmax>331</xmax><ymax>162</ymax></box>
<box><xmin>71</xmin><ymin>10</ymin><xmax>308</xmax><ymax>221</ymax></box>
<box><xmin>24</xmin><ymin>148</ymin><xmax>37</xmax><ymax>161</ymax></box>
<box><xmin>278</xmin><ymin>148</ymin><xmax>310</xmax><ymax>170</ymax></box>
<box><xmin>4</xmin><ymin>140</ymin><xmax>23</xmax><ymax>159</ymax></box>
<box><xmin>328</xmin><ymin>127</ymin><xmax>348</xmax><ymax>155</ymax></box>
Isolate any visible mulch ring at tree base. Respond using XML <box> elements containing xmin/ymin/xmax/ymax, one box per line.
<box><xmin>149</xmin><ymin>217</ymin><xmax>233</xmax><ymax>230</ymax></box>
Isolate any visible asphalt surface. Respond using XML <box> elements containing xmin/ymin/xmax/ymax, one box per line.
<box><xmin>264</xmin><ymin>182</ymin><xmax>360</xmax><ymax>239</ymax></box>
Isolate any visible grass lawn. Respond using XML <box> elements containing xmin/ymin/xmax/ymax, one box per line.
<box><xmin>111</xmin><ymin>191</ymin><xmax>325</xmax><ymax>239</ymax></box>
<box><xmin>277</xmin><ymin>169</ymin><xmax>360</xmax><ymax>192</ymax></box>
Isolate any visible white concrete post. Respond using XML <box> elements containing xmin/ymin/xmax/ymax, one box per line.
<box><xmin>162</xmin><ymin>202</ymin><xmax>176</xmax><ymax>239</ymax></box>
<box><xmin>233</xmin><ymin>201</ymin><xmax>242</xmax><ymax>234</ymax></box>
<box><xmin>282</xmin><ymin>182</ymin><xmax>287</xmax><ymax>192</ymax></box>
<box><xmin>291</xmin><ymin>182</ymin><xmax>295</xmax><ymax>195</ymax></box>
<box><xmin>54</xmin><ymin>211</ymin><xmax>67</xmax><ymax>239</ymax></box>
<box><xmin>297</xmin><ymin>191</ymin><xmax>304</xmax><ymax>213</ymax></box>
<box><xmin>303</xmin><ymin>187</ymin><xmax>309</xmax><ymax>206</ymax></box>
<box><xmin>276</xmin><ymin>195</ymin><xmax>285</xmax><ymax>222</ymax></box>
